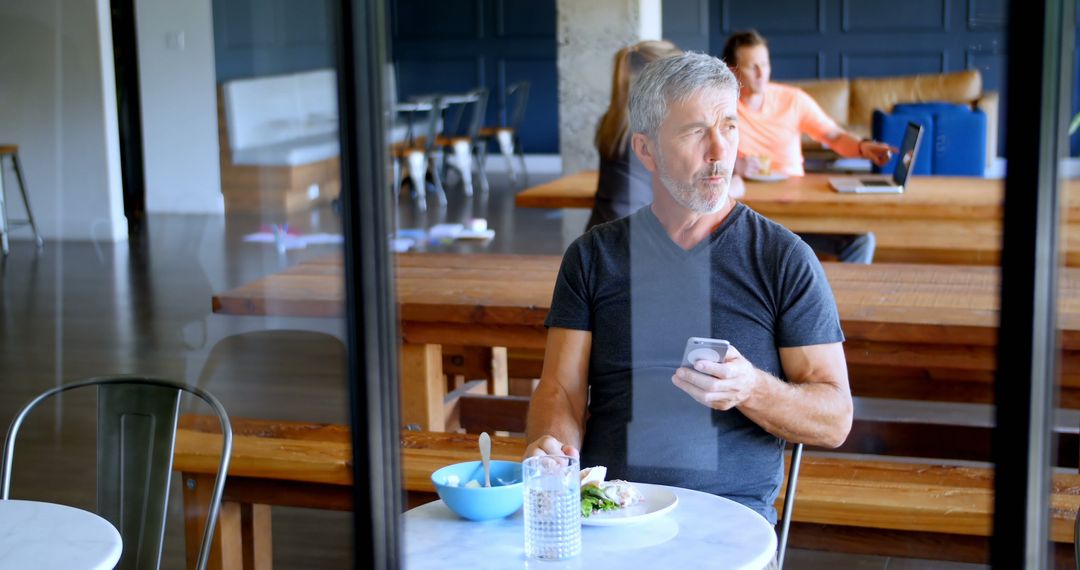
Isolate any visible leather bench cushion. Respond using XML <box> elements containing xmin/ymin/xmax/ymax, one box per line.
<box><xmin>784</xmin><ymin>78</ymin><xmax>850</xmax><ymax>127</ymax></box>
<box><xmin>231</xmin><ymin>133</ymin><xmax>340</xmax><ymax>166</ymax></box>
<box><xmin>850</xmin><ymin>69</ymin><xmax>982</xmax><ymax>132</ymax></box>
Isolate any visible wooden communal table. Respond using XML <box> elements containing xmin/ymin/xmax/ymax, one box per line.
<box><xmin>515</xmin><ymin>170</ymin><xmax>1080</xmax><ymax>266</ymax></box>
<box><xmin>213</xmin><ymin>254</ymin><xmax>559</xmax><ymax>432</ymax></box>
<box><xmin>213</xmin><ymin>253</ymin><xmax>1080</xmax><ymax>432</ymax></box>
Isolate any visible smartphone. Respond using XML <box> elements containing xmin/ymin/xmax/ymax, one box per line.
<box><xmin>681</xmin><ymin>337</ymin><xmax>730</xmax><ymax>368</ymax></box>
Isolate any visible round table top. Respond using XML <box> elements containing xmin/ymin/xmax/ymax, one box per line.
<box><xmin>403</xmin><ymin>484</ymin><xmax>776</xmax><ymax>569</ymax></box>
<box><xmin>0</xmin><ymin>499</ymin><xmax>123</xmax><ymax>570</ymax></box>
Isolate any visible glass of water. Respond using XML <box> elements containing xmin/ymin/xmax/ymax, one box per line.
<box><xmin>522</xmin><ymin>455</ymin><xmax>582</xmax><ymax>560</ymax></box>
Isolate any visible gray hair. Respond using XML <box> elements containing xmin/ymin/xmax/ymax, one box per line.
<box><xmin>629</xmin><ymin>51</ymin><xmax>739</xmax><ymax>138</ymax></box>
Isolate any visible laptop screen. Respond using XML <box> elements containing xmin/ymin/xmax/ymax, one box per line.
<box><xmin>892</xmin><ymin>121</ymin><xmax>925</xmax><ymax>185</ymax></box>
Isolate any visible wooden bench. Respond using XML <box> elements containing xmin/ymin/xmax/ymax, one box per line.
<box><xmin>216</xmin><ymin>71</ymin><xmax>341</xmax><ymax>214</ymax></box>
<box><xmin>174</xmin><ymin>414</ymin><xmax>1080</xmax><ymax>569</ymax></box>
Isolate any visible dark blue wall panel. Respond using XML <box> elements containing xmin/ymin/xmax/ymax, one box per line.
<box><xmin>495</xmin><ymin>0</ymin><xmax>556</xmax><ymax>38</ymax></box>
<box><xmin>842</xmin><ymin>52</ymin><xmax>946</xmax><ymax>77</ymax></box>
<box><xmin>663</xmin><ymin>0</ymin><xmax>710</xmax><ymax>53</ymax></box>
<box><xmin>395</xmin><ymin>0</ymin><xmax>481</xmax><ymax>39</ymax></box>
<box><xmin>212</xmin><ymin>0</ymin><xmax>335</xmax><ymax>81</ymax></box>
<box><xmin>501</xmin><ymin>58</ymin><xmax>559</xmax><ymax>152</ymax></box>
<box><xmin>395</xmin><ymin>58</ymin><xmax>483</xmax><ymax>97</ymax></box>
<box><xmin>390</xmin><ymin>0</ymin><xmax>558</xmax><ymax>152</ymax></box>
<box><xmin>725</xmin><ymin>0</ymin><xmax>824</xmax><ymax>34</ymax></box>
<box><xmin>841</xmin><ymin>0</ymin><xmax>949</xmax><ymax>33</ymax></box>
<box><xmin>771</xmin><ymin>52</ymin><xmax>824</xmax><ymax>79</ymax></box>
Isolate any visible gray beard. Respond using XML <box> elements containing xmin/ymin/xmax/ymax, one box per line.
<box><xmin>657</xmin><ymin>156</ymin><xmax>730</xmax><ymax>214</ymax></box>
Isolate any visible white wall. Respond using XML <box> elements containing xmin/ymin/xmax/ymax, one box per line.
<box><xmin>136</xmin><ymin>0</ymin><xmax>223</xmax><ymax>214</ymax></box>
<box><xmin>556</xmin><ymin>0</ymin><xmax>660</xmax><ymax>245</ymax></box>
<box><xmin>0</xmin><ymin>0</ymin><xmax>127</xmax><ymax>242</ymax></box>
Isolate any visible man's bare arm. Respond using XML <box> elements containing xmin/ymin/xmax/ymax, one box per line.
<box><xmin>823</xmin><ymin>130</ymin><xmax>896</xmax><ymax>167</ymax></box>
<box><xmin>672</xmin><ymin>343</ymin><xmax>852</xmax><ymax>448</ymax></box>
<box><xmin>524</xmin><ymin>327</ymin><xmax>592</xmax><ymax>457</ymax></box>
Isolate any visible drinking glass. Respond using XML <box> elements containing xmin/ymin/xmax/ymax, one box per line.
<box><xmin>522</xmin><ymin>455</ymin><xmax>581</xmax><ymax>560</ymax></box>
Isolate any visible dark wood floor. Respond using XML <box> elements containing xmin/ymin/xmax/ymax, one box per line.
<box><xmin>0</xmin><ymin>169</ymin><xmax>985</xmax><ymax>569</ymax></box>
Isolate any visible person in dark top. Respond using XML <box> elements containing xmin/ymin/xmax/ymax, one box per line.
<box><xmin>525</xmin><ymin>53</ymin><xmax>853</xmax><ymax>526</ymax></box>
<box><xmin>586</xmin><ymin>40</ymin><xmax>682</xmax><ymax>230</ymax></box>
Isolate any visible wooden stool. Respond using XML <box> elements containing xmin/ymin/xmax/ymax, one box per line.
<box><xmin>0</xmin><ymin>145</ymin><xmax>43</xmax><ymax>255</ymax></box>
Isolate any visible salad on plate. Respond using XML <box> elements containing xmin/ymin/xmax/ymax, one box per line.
<box><xmin>579</xmin><ymin>466</ymin><xmax>644</xmax><ymax>517</ymax></box>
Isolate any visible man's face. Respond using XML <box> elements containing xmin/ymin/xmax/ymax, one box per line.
<box><xmin>652</xmin><ymin>88</ymin><xmax>739</xmax><ymax>214</ymax></box>
<box><xmin>733</xmin><ymin>44</ymin><xmax>771</xmax><ymax>96</ymax></box>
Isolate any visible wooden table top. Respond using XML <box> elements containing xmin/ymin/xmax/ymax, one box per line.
<box><xmin>515</xmin><ymin>170</ymin><xmax>599</xmax><ymax>209</ymax></box>
<box><xmin>515</xmin><ymin>170</ymin><xmax>1080</xmax><ymax>222</ymax></box>
<box><xmin>514</xmin><ymin>171</ymin><xmax>1080</xmax><ymax>266</ymax></box>
<box><xmin>212</xmin><ymin>253</ymin><xmax>1080</xmax><ymax>349</ymax></box>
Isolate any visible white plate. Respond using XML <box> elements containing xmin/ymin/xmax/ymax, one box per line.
<box><xmin>581</xmin><ymin>483</ymin><xmax>679</xmax><ymax>526</ymax></box>
<box><xmin>744</xmin><ymin>172</ymin><xmax>788</xmax><ymax>183</ymax></box>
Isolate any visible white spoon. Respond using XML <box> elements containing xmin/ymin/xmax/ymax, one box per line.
<box><xmin>479</xmin><ymin>432</ymin><xmax>492</xmax><ymax>487</ymax></box>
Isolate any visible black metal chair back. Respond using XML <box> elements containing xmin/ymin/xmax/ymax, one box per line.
<box><xmin>506</xmin><ymin>81</ymin><xmax>530</xmax><ymax>131</ymax></box>
<box><xmin>1</xmin><ymin>376</ymin><xmax>232</xmax><ymax>570</ymax></box>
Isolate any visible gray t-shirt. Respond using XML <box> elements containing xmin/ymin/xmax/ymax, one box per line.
<box><xmin>545</xmin><ymin>203</ymin><xmax>844</xmax><ymax>523</ymax></box>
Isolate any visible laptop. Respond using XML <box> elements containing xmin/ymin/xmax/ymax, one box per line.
<box><xmin>828</xmin><ymin>121</ymin><xmax>925</xmax><ymax>194</ymax></box>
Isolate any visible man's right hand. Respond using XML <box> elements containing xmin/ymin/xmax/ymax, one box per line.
<box><xmin>524</xmin><ymin>435</ymin><xmax>580</xmax><ymax>459</ymax></box>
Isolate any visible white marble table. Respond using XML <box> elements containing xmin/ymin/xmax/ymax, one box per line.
<box><xmin>403</xmin><ymin>484</ymin><xmax>777</xmax><ymax>569</ymax></box>
<box><xmin>0</xmin><ymin>499</ymin><xmax>123</xmax><ymax>569</ymax></box>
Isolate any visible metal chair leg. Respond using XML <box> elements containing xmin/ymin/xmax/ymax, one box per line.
<box><xmin>406</xmin><ymin>151</ymin><xmax>427</xmax><ymax>212</ymax></box>
<box><xmin>10</xmin><ymin>153</ymin><xmax>42</xmax><ymax>248</ymax></box>
<box><xmin>496</xmin><ymin>129</ymin><xmax>517</xmax><ymax>182</ymax></box>
<box><xmin>0</xmin><ymin>157</ymin><xmax>9</xmax><ymax>256</ymax></box>
<box><xmin>427</xmin><ymin>151</ymin><xmax>447</xmax><ymax>207</ymax></box>
<box><xmin>1074</xmin><ymin>503</ymin><xmax>1080</xmax><ymax>570</ymax></box>
<box><xmin>515</xmin><ymin>134</ymin><xmax>527</xmax><ymax>186</ymax></box>
<box><xmin>392</xmin><ymin>158</ymin><xmax>402</xmax><ymax>201</ymax></box>
<box><xmin>451</xmin><ymin>139</ymin><xmax>474</xmax><ymax>197</ymax></box>
<box><xmin>776</xmin><ymin>443</ymin><xmax>803</xmax><ymax>570</ymax></box>
<box><xmin>474</xmin><ymin>142</ymin><xmax>489</xmax><ymax>193</ymax></box>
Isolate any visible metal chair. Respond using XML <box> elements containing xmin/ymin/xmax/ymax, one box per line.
<box><xmin>437</xmin><ymin>87</ymin><xmax>490</xmax><ymax>196</ymax></box>
<box><xmin>392</xmin><ymin>96</ymin><xmax>447</xmax><ymax>211</ymax></box>
<box><xmin>0</xmin><ymin>144</ymin><xmax>43</xmax><ymax>255</ymax></box>
<box><xmin>1</xmin><ymin>376</ymin><xmax>232</xmax><ymax>570</ymax></box>
<box><xmin>478</xmin><ymin>81</ymin><xmax>530</xmax><ymax>185</ymax></box>
<box><xmin>776</xmin><ymin>442</ymin><xmax>804</xmax><ymax>569</ymax></box>
<box><xmin>1074</xmin><ymin>504</ymin><xmax>1079</xmax><ymax>570</ymax></box>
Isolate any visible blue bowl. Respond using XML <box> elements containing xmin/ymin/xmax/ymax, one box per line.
<box><xmin>431</xmin><ymin>460</ymin><xmax>524</xmax><ymax>521</ymax></box>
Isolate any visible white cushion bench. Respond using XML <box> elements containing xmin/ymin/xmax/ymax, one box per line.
<box><xmin>218</xmin><ymin>69</ymin><xmax>341</xmax><ymax>214</ymax></box>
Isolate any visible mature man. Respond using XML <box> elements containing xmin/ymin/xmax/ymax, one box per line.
<box><xmin>723</xmin><ymin>30</ymin><xmax>895</xmax><ymax>264</ymax></box>
<box><xmin>524</xmin><ymin>52</ymin><xmax>853</xmax><ymax>529</ymax></box>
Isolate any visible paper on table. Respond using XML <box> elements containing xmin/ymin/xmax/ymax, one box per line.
<box><xmin>428</xmin><ymin>223</ymin><xmax>464</xmax><ymax>239</ymax></box>
<box><xmin>301</xmin><ymin>233</ymin><xmax>344</xmax><ymax>245</ymax></box>
<box><xmin>456</xmin><ymin>229</ymin><xmax>495</xmax><ymax>240</ymax></box>
<box><xmin>242</xmin><ymin>231</ymin><xmax>344</xmax><ymax>250</ymax></box>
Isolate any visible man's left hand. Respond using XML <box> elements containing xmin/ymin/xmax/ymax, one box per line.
<box><xmin>671</xmin><ymin>345</ymin><xmax>763</xmax><ymax>410</ymax></box>
<box><xmin>860</xmin><ymin>140</ymin><xmax>899</xmax><ymax>167</ymax></box>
